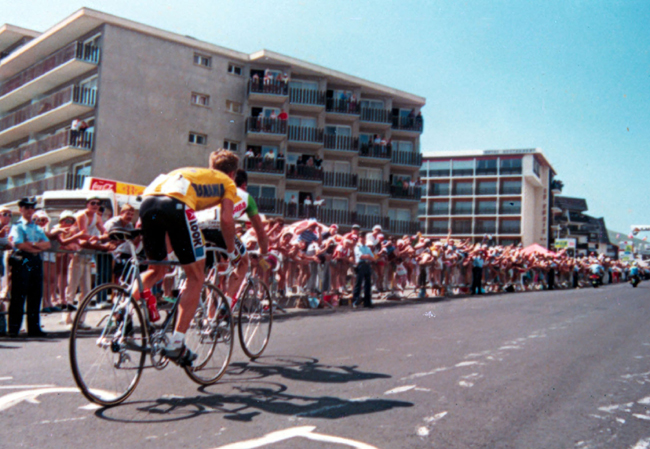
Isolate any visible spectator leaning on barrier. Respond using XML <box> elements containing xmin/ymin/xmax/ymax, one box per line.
<box><xmin>352</xmin><ymin>231</ymin><xmax>374</xmax><ymax>309</ymax></box>
<box><xmin>0</xmin><ymin>206</ymin><xmax>12</xmax><ymax>299</ymax></box>
<box><xmin>104</xmin><ymin>204</ymin><xmax>137</xmax><ymax>284</ymax></box>
<box><xmin>32</xmin><ymin>210</ymin><xmax>61</xmax><ymax>313</ymax></box>
<box><xmin>7</xmin><ymin>197</ymin><xmax>50</xmax><ymax>338</ymax></box>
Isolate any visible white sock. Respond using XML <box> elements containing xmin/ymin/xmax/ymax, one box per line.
<box><xmin>170</xmin><ymin>331</ymin><xmax>185</xmax><ymax>348</ymax></box>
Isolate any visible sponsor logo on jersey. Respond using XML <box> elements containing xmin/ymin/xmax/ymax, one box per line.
<box><xmin>185</xmin><ymin>208</ymin><xmax>205</xmax><ymax>259</ymax></box>
<box><xmin>192</xmin><ymin>182</ymin><xmax>224</xmax><ymax>198</ymax></box>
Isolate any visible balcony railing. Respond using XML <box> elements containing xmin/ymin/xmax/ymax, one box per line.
<box><xmin>323</xmin><ymin>171</ymin><xmax>357</xmax><ymax>189</ymax></box>
<box><xmin>451</xmin><ymin>168</ymin><xmax>474</xmax><ymax>177</ymax></box>
<box><xmin>452</xmin><ymin>208</ymin><xmax>473</xmax><ymax>216</ymax></box>
<box><xmin>359</xmin><ymin>143</ymin><xmax>391</xmax><ymax>159</ymax></box>
<box><xmin>430</xmin><ymin>225</ymin><xmax>450</xmax><ymax>234</ymax></box>
<box><xmin>0</xmin><ymin>130</ymin><xmax>93</xmax><ymax>168</ymax></box>
<box><xmin>500</xmin><ymin>225</ymin><xmax>521</xmax><ymax>234</ymax></box>
<box><xmin>326</xmin><ymin>98</ymin><xmax>360</xmax><ymax>115</ymax></box>
<box><xmin>391</xmin><ymin>150</ymin><xmax>422</xmax><ymax>166</ymax></box>
<box><xmin>391</xmin><ymin>219</ymin><xmax>421</xmax><ymax>235</ymax></box>
<box><xmin>500</xmin><ymin>186</ymin><xmax>522</xmax><ymax>195</ymax></box>
<box><xmin>248</xmin><ymin>79</ymin><xmax>288</xmax><ymax>96</ymax></box>
<box><xmin>476</xmin><ymin>207</ymin><xmax>497</xmax><ymax>215</ymax></box>
<box><xmin>391</xmin><ymin>115</ymin><xmax>423</xmax><ymax>132</ymax></box>
<box><xmin>500</xmin><ymin>207</ymin><xmax>521</xmax><ymax>215</ymax></box>
<box><xmin>452</xmin><ymin>223</ymin><xmax>473</xmax><ymax>234</ymax></box>
<box><xmin>0</xmin><ymin>85</ymin><xmax>96</xmax><ymax>133</ymax></box>
<box><xmin>323</xmin><ymin>134</ymin><xmax>358</xmax><ymax>152</ymax></box>
<box><xmin>253</xmin><ymin>197</ymin><xmax>285</xmax><ymax>215</ymax></box>
<box><xmin>360</xmin><ymin>107</ymin><xmax>392</xmax><ymax>124</ymax></box>
<box><xmin>390</xmin><ymin>185</ymin><xmax>422</xmax><ymax>200</ymax></box>
<box><xmin>243</xmin><ymin>156</ymin><xmax>285</xmax><ymax>174</ymax></box>
<box><xmin>500</xmin><ymin>167</ymin><xmax>522</xmax><ymax>175</ymax></box>
<box><xmin>452</xmin><ymin>188</ymin><xmax>473</xmax><ymax>196</ymax></box>
<box><xmin>476</xmin><ymin>187</ymin><xmax>498</xmax><ymax>195</ymax></box>
<box><xmin>475</xmin><ymin>223</ymin><xmax>497</xmax><ymax>234</ymax></box>
<box><xmin>476</xmin><ymin>168</ymin><xmax>498</xmax><ymax>176</ymax></box>
<box><xmin>357</xmin><ymin>214</ymin><xmax>390</xmax><ymax>231</ymax></box>
<box><xmin>0</xmin><ymin>173</ymin><xmax>82</xmax><ymax>204</ymax></box>
<box><xmin>287</xmin><ymin>125</ymin><xmax>324</xmax><ymax>144</ymax></box>
<box><xmin>0</xmin><ymin>42</ymin><xmax>100</xmax><ymax>98</ymax></box>
<box><xmin>429</xmin><ymin>187</ymin><xmax>450</xmax><ymax>196</ymax></box>
<box><xmin>429</xmin><ymin>169</ymin><xmax>451</xmax><ymax>177</ymax></box>
<box><xmin>428</xmin><ymin>207</ymin><xmax>450</xmax><ymax>216</ymax></box>
<box><xmin>286</xmin><ymin>165</ymin><xmax>323</xmax><ymax>181</ymax></box>
<box><xmin>289</xmin><ymin>88</ymin><xmax>325</xmax><ymax>106</ymax></box>
<box><xmin>358</xmin><ymin>178</ymin><xmax>390</xmax><ymax>195</ymax></box>
<box><xmin>245</xmin><ymin>117</ymin><xmax>287</xmax><ymax>134</ymax></box>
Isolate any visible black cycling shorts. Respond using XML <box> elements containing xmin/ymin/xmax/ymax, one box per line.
<box><xmin>202</xmin><ymin>228</ymin><xmax>246</xmax><ymax>267</ymax></box>
<box><xmin>139</xmin><ymin>196</ymin><xmax>205</xmax><ymax>265</ymax></box>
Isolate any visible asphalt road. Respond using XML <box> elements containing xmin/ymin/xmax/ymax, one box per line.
<box><xmin>1</xmin><ymin>283</ymin><xmax>650</xmax><ymax>449</ymax></box>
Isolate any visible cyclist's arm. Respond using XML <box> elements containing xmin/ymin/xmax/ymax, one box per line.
<box><xmin>220</xmin><ymin>198</ymin><xmax>236</xmax><ymax>254</ymax></box>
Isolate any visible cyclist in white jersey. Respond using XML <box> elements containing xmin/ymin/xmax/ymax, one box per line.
<box><xmin>196</xmin><ymin>170</ymin><xmax>269</xmax><ymax>300</ymax></box>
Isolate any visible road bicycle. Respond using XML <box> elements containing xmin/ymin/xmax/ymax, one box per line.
<box><xmin>69</xmin><ymin>228</ymin><xmax>234</xmax><ymax>406</ymax></box>
<box><xmin>205</xmin><ymin>246</ymin><xmax>273</xmax><ymax>360</ymax></box>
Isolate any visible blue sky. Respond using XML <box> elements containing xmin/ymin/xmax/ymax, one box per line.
<box><xmin>3</xmin><ymin>0</ymin><xmax>649</xmax><ymax>233</ymax></box>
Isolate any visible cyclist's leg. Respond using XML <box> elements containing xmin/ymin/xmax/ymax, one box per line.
<box><xmin>227</xmin><ymin>253</ymin><xmax>249</xmax><ymax>300</ymax></box>
<box><xmin>174</xmin><ymin>259</ymin><xmax>206</xmax><ymax>334</ymax></box>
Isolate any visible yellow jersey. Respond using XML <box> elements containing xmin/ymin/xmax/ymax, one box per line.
<box><xmin>143</xmin><ymin>168</ymin><xmax>237</xmax><ymax>211</ymax></box>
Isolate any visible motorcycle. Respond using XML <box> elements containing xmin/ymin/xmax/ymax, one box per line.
<box><xmin>590</xmin><ymin>273</ymin><xmax>602</xmax><ymax>288</ymax></box>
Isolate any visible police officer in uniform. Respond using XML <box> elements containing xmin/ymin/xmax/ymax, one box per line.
<box><xmin>8</xmin><ymin>197</ymin><xmax>51</xmax><ymax>337</ymax></box>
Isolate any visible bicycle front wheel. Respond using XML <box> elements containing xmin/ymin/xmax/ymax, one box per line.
<box><xmin>69</xmin><ymin>284</ymin><xmax>147</xmax><ymax>406</ymax></box>
<box><xmin>184</xmin><ymin>283</ymin><xmax>234</xmax><ymax>385</ymax></box>
<box><xmin>238</xmin><ymin>279</ymin><xmax>273</xmax><ymax>359</ymax></box>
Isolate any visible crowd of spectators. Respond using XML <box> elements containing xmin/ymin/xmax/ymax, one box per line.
<box><xmin>0</xmin><ymin>202</ymin><xmax>647</xmax><ymax>336</ymax></box>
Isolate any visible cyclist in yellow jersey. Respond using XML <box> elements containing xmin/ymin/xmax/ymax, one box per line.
<box><xmin>138</xmin><ymin>149</ymin><xmax>240</xmax><ymax>365</ymax></box>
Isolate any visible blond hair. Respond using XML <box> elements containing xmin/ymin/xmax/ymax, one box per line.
<box><xmin>209</xmin><ymin>149</ymin><xmax>239</xmax><ymax>175</ymax></box>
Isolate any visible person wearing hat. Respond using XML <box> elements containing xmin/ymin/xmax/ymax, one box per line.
<box><xmin>7</xmin><ymin>197</ymin><xmax>50</xmax><ymax>337</ymax></box>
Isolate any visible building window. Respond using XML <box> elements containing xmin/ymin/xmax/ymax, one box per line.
<box><xmin>248</xmin><ymin>184</ymin><xmax>276</xmax><ymax>198</ymax></box>
<box><xmin>324</xmin><ymin>197</ymin><xmax>348</xmax><ymax>210</ymax></box>
<box><xmin>357</xmin><ymin>203</ymin><xmax>381</xmax><ymax>216</ymax></box>
<box><xmin>228</xmin><ymin>64</ymin><xmax>242</xmax><ymax>75</ymax></box>
<box><xmin>223</xmin><ymin>140</ymin><xmax>239</xmax><ymax>152</ymax></box>
<box><xmin>193</xmin><ymin>53</ymin><xmax>211</xmax><ymax>68</ymax></box>
<box><xmin>191</xmin><ymin>93</ymin><xmax>210</xmax><ymax>107</ymax></box>
<box><xmin>189</xmin><ymin>132</ymin><xmax>207</xmax><ymax>145</ymax></box>
<box><xmin>225</xmin><ymin>100</ymin><xmax>242</xmax><ymax>114</ymax></box>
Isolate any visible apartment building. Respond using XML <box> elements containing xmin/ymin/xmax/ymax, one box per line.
<box><xmin>0</xmin><ymin>9</ymin><xmax>424</xmax><ymax>234</ymax></box>
<box><xmin>419</xmin><ymin>149</ymin><xmax>557</xmax><ymax>247</ymax></box>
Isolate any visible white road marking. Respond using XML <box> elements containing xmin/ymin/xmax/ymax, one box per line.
<box><xmin>424</xmin><ymin>411</ymin><xmax>448</xmax><ymax>423</ymax></box>
<box><xmin>0</xmin><ymin>385</ymin><xmax>56</xmax><ymax>389</ymax></box>
<box><xmin>384</xmin><ymin>385</ymin><xmax>416</xmax><ymax>395</ymax></box>
<box><xmin>401</xmin><ymin>367</ymin><xmax>450</xmax><ymax>380</ymax></box>
<box><xmin>633</xmin><ymin>414</ymin><xmax>650</xmax><ymax>421</ymax></box>
<box><xmin>639</xmin><ymin>397</ymin><xmax>650</xmax><ymax>405</ymax></box>
<box><xmin>39</xmin><ymin>417</ymin><xmax>86</xmax><ymax>425</ymax></box>
<box><xmin>0</xmin><ymin>377</ymin><xmax>14</xmax><ymax>381</ymax></box>
<box><xmin>598</xmin><ymin>402</ymin><xmax>634</xmax><ymax>414</ymax></box>
<box><xmin>631</xmin><ymin>438</ymin><xmax>650</xmax><ymax>449</ymax></box>
<box><xmin>417</xmin><ymin>427</ymin><xmax>429</xmax><ymax>436</ymax></box>
<box><xmin>211</xmin><ymin>426</ymin><xmax>378</xmax><ymax>449</ymax></box>
<box><xmin>0</xmin><ymin>387</ymin><xmax>80</xmax><ymax>412</ymax></box>
<box><xmin>79</xmin><ymin>403</ymin><xmax>102</xmax><ymax>411</ymax></box>
<box><xmin>458</xmin><ymin>381</ymin><xmax>474</xmax><ymax>388</ymax></box>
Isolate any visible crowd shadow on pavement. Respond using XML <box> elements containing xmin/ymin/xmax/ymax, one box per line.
<box><xmin>95</xmin><ymin>356</ymin><xmax>411</xmax><ymax>424</ymax></box>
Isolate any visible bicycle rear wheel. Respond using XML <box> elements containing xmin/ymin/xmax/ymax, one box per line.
<box><xmin>69</xmin><ymin>284</ymin><xmax>147</xmax><ymax>406</ymax></box>
<box><xmin>238</xmin><ymin>278</ymin><xmax>273</xmax><ymax>360</ymax></box>
<box><xmin>184</xmin><ymin>283</ymin><xmax>234</xmax><ymax>385</ymax></box>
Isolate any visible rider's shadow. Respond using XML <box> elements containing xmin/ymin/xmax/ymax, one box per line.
<box><xmin>97</xmin><ymin>381</ymin><xmax>413</xmax><ymax>423</ymax></box>
<box><xmin>227</xmin><ymin>356</ymin><xmax>391</xmax><ymax>384</ymax></box>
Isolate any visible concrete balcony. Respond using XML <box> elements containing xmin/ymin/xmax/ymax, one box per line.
<box><xmin>389</xmin><ymin>185</ymin><xmax>422</xmax><ymax>201</ymax></box>
<box><xmin>325</xmin><ymin>98</ymin><xmax>360</xmax><ymax>120</ymax></box>
<box><xmin>359</xmin><ymin>107</ymin><xmax>392</xmax><ymax>128</ymax></box>
<box><xmin>287</xmin><ymin>125</ymin><xmax>323</xmax><ymax>149</ymax></box>
<box><xmin>358</xmin><ymin>178</ymin><xmax>390</xmax><ymax>196</ymax></box>
<box><xmin>323</xmin><ymin>134</ymin><xmax>358</xmax><ymax>155</ymax></box>
<box><xmin>322</xmin><ymin>171</ymin><xmax>357</xmax><ymax>190</ymax></box>
<box><xmin>499</xmin><ymin>225</ymin><xmax>522</xmax><ymax>235</ymax></box>
<box><xmin>245</xmin><ymin>117</ymin><xmax>287</xmax><ymax>143</ymax></box>
<box><xmin>286</xmin><ymin>165</ymin><xmax>323</xmax><ymax>183</ymax></box>
<box><xmin>0</xmin><ymin>42</ymin><xmax>99</xmax><ymax>113</ymax></box>
<box><xmin>243</xmin><ymin>156</ymin><xmax>285</xmax><ymax>176</ymax></box>
<box><xmin>248</xmin><ymin>79</ymin><xmax>288</xmax><ymax>104</ymax></box>
<box><xmin>0</xmin><ymin>85</ymin><xmax>96</xmax><ymax>147</ymax></box>
<box><xmin>359</xmin><ymin>143</ymin><xmax>391</xmax><ymax>162</ymax></box>
<box><xmin>391</xmin><ymin>150</ymin><xmax>422</xmax><ymax>167</ymax></box>
<box><xmin>391</xmin><ymin>115</ymin><xmax>424</xmax><ymax>134</ymax></box>
<box><xmin>0</xmin><ymin>130</ymin><xmax>93</xmax><ymax>179</ymax></box>
<box><xmin>0</xmin><ymin>173</ymin><xmax>79</xmax><ymax>205</ymax></box>
<box><xmin>289</xmin><ymin>88</ymin><xmax>325</xmax><ymax>112</ymax></box>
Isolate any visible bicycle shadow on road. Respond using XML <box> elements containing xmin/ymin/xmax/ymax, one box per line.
<box><xmin>95</xmin><ymin>356</ymin><xmax>410</xmax><ymax>424</ymax></box>
<box><xmin>96</xmin><ymin>379</ymin><xmax>412</xmax><ymax>424</ymax></box>
<box><xmin>226</xmin><ymin>355</ymin><xmax>391</xmax><ymax>384</ymax></box>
